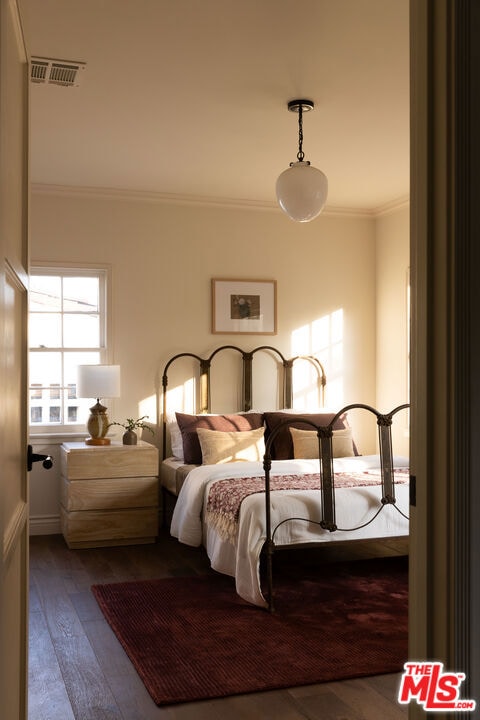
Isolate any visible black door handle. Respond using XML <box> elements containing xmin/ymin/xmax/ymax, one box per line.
<box><xmin>27</xmin><ymin>444</ymin><xmax>54</xmax><ymax>472</ymax></box>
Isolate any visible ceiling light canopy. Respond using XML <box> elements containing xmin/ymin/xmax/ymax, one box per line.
<box><xmin>276</xmin><ymin>99</ymin><xmax>328</xmax><ymax>222</ymax></box>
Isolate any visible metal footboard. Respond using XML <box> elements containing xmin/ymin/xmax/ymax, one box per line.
<box><xmin>263</xmin><ymin>403</ymin><xmax>409</xmax><ymax>612</ymax></box>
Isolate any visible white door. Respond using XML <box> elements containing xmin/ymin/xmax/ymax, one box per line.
<box><xmin>0</xmin><ymin>1</ymin><xmax>30</xmax><ymax>718</ymax></box>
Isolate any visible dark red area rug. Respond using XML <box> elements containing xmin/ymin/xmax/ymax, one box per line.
<box><xmin>91</xmin><ymin>555</ymin><xmax>408</xmax><ymax>706</ymax></box>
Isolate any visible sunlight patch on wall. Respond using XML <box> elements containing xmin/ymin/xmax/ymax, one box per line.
<box><xmin>139</xmin><ymin>394</ymin><xmax>157</xmax><ymax>423</ymax></box>
<box><xmin>164</xmin><ymin>377</ymin><xmax>196</xmax><ymax>417</ymax></box>
<box><xmin>291</xmin><ymin>309</ymin><xmax>344</xmax><ymax>409</ymax></box>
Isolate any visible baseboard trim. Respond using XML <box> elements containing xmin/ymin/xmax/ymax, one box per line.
<box><xmin>29</xmin><ymin>515</ymin><xmax>61</xmax><ymax>536</ymax></box>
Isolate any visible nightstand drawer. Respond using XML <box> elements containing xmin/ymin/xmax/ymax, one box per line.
<box><xmin>60</xmin><ymin>506</ymin><xmax>158</xmax><ymax>548</ymax></box>
<box><xmin>60</xmin><ymin>476</ymin><xmax>158</xmax><ymax>511</ymax></box>
<box><xmin>61</xmin><ymin>441</ymin><xmax>158</xmax><ymax>479</ymax></box>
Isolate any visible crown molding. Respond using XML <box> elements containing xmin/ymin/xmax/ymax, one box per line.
<box><xmin>373</xmin><ymin>194</ymin><xmax>410</xmax><ymax>216</ymax></box>
<box><xmin>30</xmin><ymin>183</ymin><xmax>409</xmax><ymax>218</ymax></box>
<box><xmin>30</xmin><ymin>183</ymin><xmax>277</xmax><ymax>211</ymax></box>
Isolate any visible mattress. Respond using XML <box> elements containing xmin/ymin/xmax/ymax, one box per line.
<box><xmin>171</xmin><ymin>455</ymin><xmax>410</xmax><ymax>607</ymax></box>
<box><xmin>160</xmin><ymin>457</ymin><xmax>197</xmax><ymax>495</ymax></box>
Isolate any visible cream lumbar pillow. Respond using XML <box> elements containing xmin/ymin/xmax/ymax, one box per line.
<box><xmin>197</xmin><ymin>426</ymin><xmax>265</xmax><ymax>465</ymax></box>
<box><xmin>290</xmin><ymin>426</ymin><xmax>355</xmax><ymax>459</ymax></box>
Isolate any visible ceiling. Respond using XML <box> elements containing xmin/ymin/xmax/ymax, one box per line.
<box><xmin>19</xmin><ymin>0</ymin><xmax>409</xmax><ymax>213</ymax></box>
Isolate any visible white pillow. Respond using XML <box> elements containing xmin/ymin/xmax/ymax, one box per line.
<box><xmin>290</xmin><ymin>427</ymin><xmax>355</xmax><ymax>459</ymax></box>
<box><xmin>166</xmin><ymin>420</ymin><xmax>184</xmax><ymax>461</ymax></box>
<box><xmin>197</xmin><ymin>426</ymin><xmax>265</xmax><ymax>465</ymax></box>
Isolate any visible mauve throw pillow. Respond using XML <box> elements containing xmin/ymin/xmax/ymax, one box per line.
<box><xmin>263</xmin><ymin>411</ymin><xmax>350</xmax><ymax>460</ymax></box>
<box><xmin>175</xmin><ymin>412</ymin><xmax>265</xmax><ymax>465</ymax></box>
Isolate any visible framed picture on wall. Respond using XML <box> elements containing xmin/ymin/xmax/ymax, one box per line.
<box><xmin>211</xmin><ymin>278</ymin><xmax>277</xmax><ymax>335</ymax></box>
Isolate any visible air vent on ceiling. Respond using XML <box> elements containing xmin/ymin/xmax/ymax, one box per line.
<box><xmin>30</xmin><ymin>57</ymin><xmax>86</xmax><ymax>87</ymax></box>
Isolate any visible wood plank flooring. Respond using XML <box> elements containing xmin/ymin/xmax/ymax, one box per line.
<box><xmin>28</xmin><ymin>531</ymin><xmax>409</xmax><ymax>720</ymax></box>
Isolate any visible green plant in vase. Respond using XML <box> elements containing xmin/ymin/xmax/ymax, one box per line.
<box><xmin>109</xmin><ymin>416</ymin><xmax>154</xmax><ymax>445</ymax></box>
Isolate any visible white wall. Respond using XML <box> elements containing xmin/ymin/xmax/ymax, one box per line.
<box><xmin>28</xmin><ymin>188</ymin><xmax>388</xmax><ymax>532</ymax></box>
<box><xmin>375</xmin><ymin>203</ymin><xmax>410</xmax><ymax>455</ymax></box>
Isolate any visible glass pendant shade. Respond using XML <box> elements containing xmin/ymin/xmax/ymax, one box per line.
<box><xmin>276</xmin><ymin>161</ymin><xmax>328</xmax><ymax>222</ymax></box>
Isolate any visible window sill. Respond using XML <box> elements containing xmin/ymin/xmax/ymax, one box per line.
<box><xmin>28</xmin><ymin>431</ymin><xmax>89</xmax><ymax>445</ymax></box>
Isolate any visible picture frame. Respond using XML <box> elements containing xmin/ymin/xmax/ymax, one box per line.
<box><xmin>211</xmin><ymin>278</ymin><xmax>277</xmax><ymax>335</ymax></box>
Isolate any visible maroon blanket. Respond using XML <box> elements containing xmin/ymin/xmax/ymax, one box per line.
<box><xmin>205</xmin><ymin>468</ymin><xmax>409</xmax><ymax>543</ymax></box>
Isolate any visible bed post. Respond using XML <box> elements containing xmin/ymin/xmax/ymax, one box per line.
<box><xmin>161</xmin><ymin>370</ymin><xmax>168</xmax><ymax>460</ymax></box>
<box><xmin>199</xmin><ymin>359</ymin><xmax>211</xmax><ymax>413</ymax></box>
<box><xmin>378</xmin><ymin>415</ymin><xmax>395</xmax><ymax>504</ymax></box>
<box><xmin>318</xmin><ymin>427</ymin><xmax>337</xmax><ymax>531</ymax></box>
<box><xmin>161</xmin><ymin>369</ymin><xmax>169</xmax><ymax>527</ymax></box>
<box><xmin>242</xmin><ymin>351</ymin><xmax>253</xmax><ymax>411</ymax></box>
<box><xmin>284</xmin><ymin>359</ymin><xmax>294</xmax><ymax>408</ymax></box>
<box><xmin>263</xmin><ymin>452</ymin><xmax>275</xmax><ymax>612</ymax></box>
<box><xmin>379</xmin><ymin>403</ymin><xmax>410</xmax><ymax>504</ymax></box>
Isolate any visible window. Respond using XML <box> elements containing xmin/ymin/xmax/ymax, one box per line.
<box><xmin>49</xmin><ymin>384</ymin><xmax>60</xmax><ymax>400</ymax></box>
<box><xmin>31</xmin><ymin>383</ymin><xmax>42</xmax><ymax>399</ymax></box>
<box><xmin>30</xmin><ymin>406</ymin><xmax>42</xmax><ymax>423</ymax></box>
<box><xmin>28</xmin><ymin>266</ymin><xmax>110</xmax><ymax>432</ymax></box>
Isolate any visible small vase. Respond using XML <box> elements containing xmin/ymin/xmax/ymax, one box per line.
<box><xmin>122</xmin><ymin>429</ymin><xmax>138</xmax><ymax>445</ymax></box>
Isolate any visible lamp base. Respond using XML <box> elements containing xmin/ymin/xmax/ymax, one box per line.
<box><xmin>85</xmin><ymin>400</ymin><xmax>111</xmax><ymax>446</ymax></box>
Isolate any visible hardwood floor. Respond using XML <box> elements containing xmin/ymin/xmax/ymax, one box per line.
<box><xmin>28</xmin><ymin>531</ymin><xmax>408</xmax><ymax>720</ymax></box>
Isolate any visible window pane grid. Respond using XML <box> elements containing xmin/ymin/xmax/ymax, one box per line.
<box><xmin>29</xmin><ymin>386</ymin><xmax>92</xmax><ymax>427</ymax></box>
<box><xmin>29</xmin><ymin>268</ymin><xmax>107</xmax><ymax>430</ymax></box>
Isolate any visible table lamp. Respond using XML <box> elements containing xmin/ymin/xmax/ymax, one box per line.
<box><xmin>76</xmin><ymin>364</ymin><xmax>121</xmax><ymax>445</ymax></box>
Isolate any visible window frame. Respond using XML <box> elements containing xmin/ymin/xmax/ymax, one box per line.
<box><xmin>28</xmin><ymin>262</ymin><xmax>112</xmax><ymax>436</ymax></box>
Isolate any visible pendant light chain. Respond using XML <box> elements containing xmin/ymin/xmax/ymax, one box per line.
<box><xmin>297</xmin><ymin>104</ymin><xmax>305</xmax><ymax>162</ymax></box>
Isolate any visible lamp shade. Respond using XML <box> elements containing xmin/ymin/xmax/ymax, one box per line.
<box><xmin>276</xmin><ymin>161</ymin><xmax>328</xmax><ymax>222</ymax></box>
<box><xmin>76</xmin><ymin>364</ymin><xmax>121</xmax><ymax>400</ymax></box>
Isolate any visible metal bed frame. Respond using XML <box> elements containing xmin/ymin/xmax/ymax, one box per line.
<box><xmin>160</xmin><ymin>345</ymin><xmax>409</xmax><ymax>612</ymax></box>
<box><xmin>262</xmin><ymin>402</ymin><xmax>409</xmax><ymax>611</ymax></box>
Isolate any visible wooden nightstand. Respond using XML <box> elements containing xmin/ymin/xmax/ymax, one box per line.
<box><xmin>60</xmin><ymin>440</ymin><xmax>159</xmax><ymax>549</ymax></box>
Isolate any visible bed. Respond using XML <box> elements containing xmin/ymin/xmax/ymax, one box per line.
<box><xmin>160</xmin><ymin>345</ymin><xmax>409</xmax><ymax>610</ymax></box>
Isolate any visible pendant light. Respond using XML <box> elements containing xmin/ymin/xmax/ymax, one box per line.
<box><xmin>276</xmin><ymin>99</ymin><xmax>328</xmax><ymax>222</ymax></box>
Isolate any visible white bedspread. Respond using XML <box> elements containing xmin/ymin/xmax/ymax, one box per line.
<box><xmin>170</xmin><ymin>455</ymin><xmax>410</xmax><ymax>607</ymax></box>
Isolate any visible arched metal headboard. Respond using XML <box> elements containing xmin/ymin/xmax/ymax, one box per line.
<box><xmin>161</xmin><ymin>345</ymin><xmax>326</xmax><ymax>459</ymax></box>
